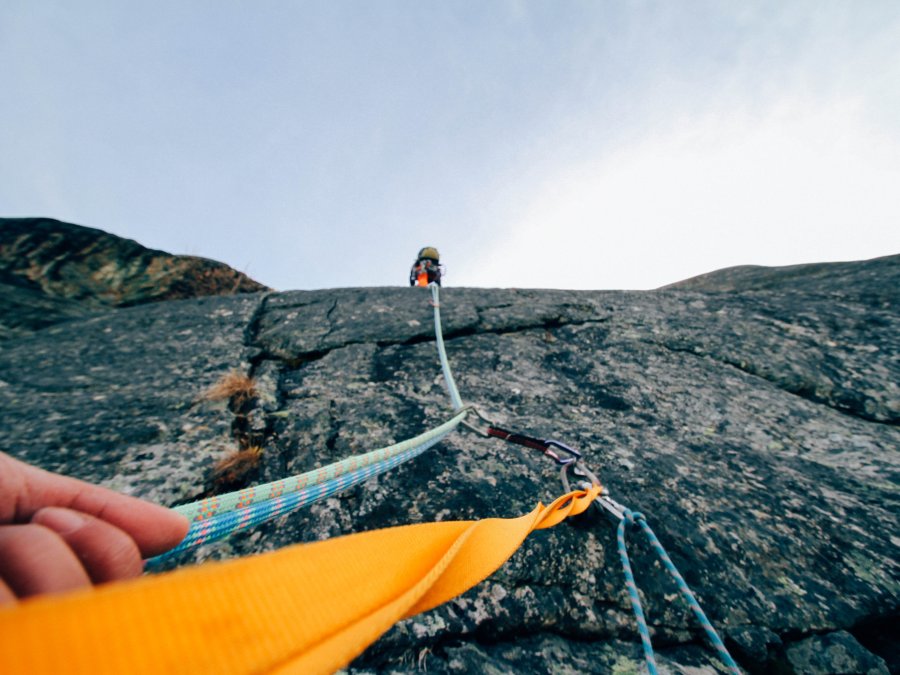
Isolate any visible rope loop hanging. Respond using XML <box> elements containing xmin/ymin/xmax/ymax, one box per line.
<box><xmin>617</xmin><ymin>508</ymin><xmax>742</xmax><ymax>675</ymax></box>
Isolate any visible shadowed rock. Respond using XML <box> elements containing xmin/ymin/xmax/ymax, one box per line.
<box><xmin>0</xmin><ymin>217</ymin><xmax>269</xmax><ymax>335</ymax></box>
<box><xmin>0</xmin><ymin>246</ymin><xmax>897</xmax><ymax>673</ymax></box>
<box><xmin>784</xmin><ymin>630</ymin><xmax>888</xmax><ymax>675</ymax></box>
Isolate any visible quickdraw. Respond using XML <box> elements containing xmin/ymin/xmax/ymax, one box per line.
<box><xmin>457</xmin><ymin>388</ymin><xmax>739</xmax><ymax>673</ymax></box>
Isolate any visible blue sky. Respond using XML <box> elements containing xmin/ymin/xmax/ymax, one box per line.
<box><xmin>2</xmin><ymin>1</ymin><xmax>899</xmax><ymax>290</ymax></box>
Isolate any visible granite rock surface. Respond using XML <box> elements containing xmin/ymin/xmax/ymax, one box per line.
<box><xmin>1</xmin><ymin>254</ymin><xmax>897</xmax><ymax>674</ymax></box>
<box><xmin>664</xmin><ymin>253</ymin><xmax>900</xmax><ymax>300</ymax></box>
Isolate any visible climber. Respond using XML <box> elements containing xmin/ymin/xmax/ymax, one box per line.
<box><xmin>409</xmin><ymin>246</ymin><xmax>442</xmax><ymax>287</ymax></box>
<box><xmin>0</xmin><ymin>451</ymin><xmax>188</xmax><ymax>604</ymax></box>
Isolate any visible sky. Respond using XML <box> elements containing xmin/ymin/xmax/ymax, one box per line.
<box><xmin>1</xmin><ymin>1</ymin><xmax>899</xmax><ymax>291</ymax></box>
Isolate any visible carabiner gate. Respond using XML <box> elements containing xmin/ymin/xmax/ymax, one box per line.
<box><xmin>543</xmin><ymin>439</ymin><xmax>582</xmax><ymax>466</ymax></box>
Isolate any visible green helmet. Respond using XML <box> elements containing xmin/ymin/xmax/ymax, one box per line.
<box><xmin>418</xmin><ymin>246</ymin><xmax>440</xmax><ymax>262</ymax></box>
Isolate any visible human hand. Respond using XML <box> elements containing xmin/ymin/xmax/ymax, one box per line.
<box><xmin>0</xmin><ymin>451</ymin><xmax>189</xmax><ymax>605</ymax></box>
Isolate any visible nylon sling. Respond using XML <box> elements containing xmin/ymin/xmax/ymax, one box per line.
<box><xmin>0</xmin><ymin>486</ymin><xmax>600</xmax><ymax>675</ymax></box>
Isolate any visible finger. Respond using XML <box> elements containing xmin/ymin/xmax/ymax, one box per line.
<box><xmin>0</xmin><ymin>577</ymin><xmax>16</xmax><ymax>606</ymax></box>
<box><xmin>0</xmin><ymin>524</ymin><xmax>91</xmax><ymax>599</ymax></box>
<box><xmin>32</xmin><ymin>507</ymin><xmax>143</xmax><ymax>583</ymax></box>
<box><xmin>1</xmin><ymin>452</ymin><xmax>189</xmax><ymax>557</ymax></box>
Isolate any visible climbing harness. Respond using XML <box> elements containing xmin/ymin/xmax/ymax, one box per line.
<box><xmin>410</xmin><ymin>258</ymin><xmax>442</xmax><ymax>287</ymax></box>
<box><xmin>410</xmin><ymin>247</ymin><xmax>443</xmax><ymax>287</ymax></box>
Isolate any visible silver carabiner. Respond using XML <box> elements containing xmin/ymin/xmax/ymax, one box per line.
<box><xmin>543</xmin><ymin>439</ymin><xmax>582</xmax><ymax>466</ymax></box>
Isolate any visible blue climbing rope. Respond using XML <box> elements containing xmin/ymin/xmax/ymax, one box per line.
<box><xmin>617</xmin><ymin>508</ymin><xmax>742</xmax><ymax>675</ymax></box>
<box><xmin>616</xmin><ymin>514</ymin><xmax>659</xmax><ymax>673</ymax></box>
<box><xmin>147</xmin><ymin>418</ymin><xmax>461</xmax><ymax>567</ymax></box>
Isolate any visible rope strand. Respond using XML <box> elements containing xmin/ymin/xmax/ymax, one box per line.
<box><xmin>618</xmin><ymin>509</ymin><xmax>742</xmax><ymax>674</ymax></box>
<box><xmin>431</xmin><ymin>284</ymin><xmax>464</xmax><ymax>409</ymax></box>
<box><xmin>150</xmin><ymin>415</ymin><xmax>468</xmax><ymax>564</ymax></box>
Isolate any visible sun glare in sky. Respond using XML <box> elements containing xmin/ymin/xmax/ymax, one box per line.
<box><xmin>458</xmin><ymin>96</ymin><xmax>900</xmax><ymax>289</ymax></box>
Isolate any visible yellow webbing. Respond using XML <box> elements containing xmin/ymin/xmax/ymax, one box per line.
<box><xmin>0</xmin><ymin>486</ymin><xmax>600</xmax><ymax>675</ymax></box>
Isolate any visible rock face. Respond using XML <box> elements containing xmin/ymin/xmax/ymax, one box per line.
<box><xmin>0</xmin><ymin>244</ymin><xmax>897</xmax><ymax>674</ymax></box>
<box><xmin>0</xmin><ymin>217</ymin><xmax>269</xmax><ymax>337</ymax></box>
<box><xmin>663</xmin><ymin>254</ymin><xmax>900</xmax><ymax>300</ymax></box>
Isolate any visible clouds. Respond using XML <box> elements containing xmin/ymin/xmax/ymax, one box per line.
<box><xmin>1</xmin><ymin>2</ymin><xmax>898</xmax><ymax>291</ymax></box>
<box><xmin>454</xmin><ymin>93</ymin><xmax>900</xmax><ymax>290</ymax></box>
<box><xmin>451</xmin><ymin>3</ymin><xmax>900</xmax><ymax>289</ymax></box>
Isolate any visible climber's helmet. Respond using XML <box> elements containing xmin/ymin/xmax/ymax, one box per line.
<box><xmin>418</xmin><ymin>247</ymin><xmax>440</xmax><ymax>263</ymax></box>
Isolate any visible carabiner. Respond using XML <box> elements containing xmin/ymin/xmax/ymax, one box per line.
<box><xmin>543</xmin><ymin>439</ymin><xmax>582</xmax><ymax>466</ymax></box>
<box><xmin>459</xmin><ymin>406</ymin><xmax>495</xmax><ymax>437</ymax></box>
<box><xmin>560</xmin><ymin>460</ymin><xmax>599</xmax><ymax>491</ymax></box>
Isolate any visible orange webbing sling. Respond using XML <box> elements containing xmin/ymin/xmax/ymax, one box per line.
<box><xmin>0</xmin><ymin>486</ymin><xmax>600</xmax><ymax>675</ymax></box>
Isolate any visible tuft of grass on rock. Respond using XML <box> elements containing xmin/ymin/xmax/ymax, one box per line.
<box><xmin>203</xmin><ymin>370</ymin><xmax>258</xmax><ymax>408</ymax></box>
<box><xmin>211</xmin><ymin>446</ymin><xmax>263</xmax><ymax>492</ymax></box>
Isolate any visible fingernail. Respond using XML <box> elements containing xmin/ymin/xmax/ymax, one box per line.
<box><xmin>35</xmin><ymin>507</ymin><xmax>86</xmax><ymax>536</ymax></box>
